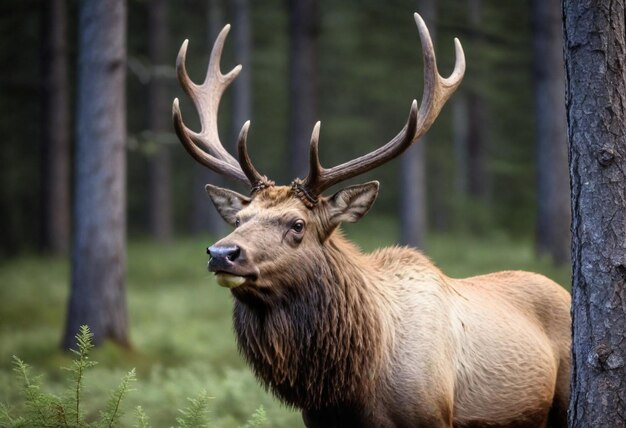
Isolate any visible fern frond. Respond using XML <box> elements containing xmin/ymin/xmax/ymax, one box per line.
<box><xmin>0</xmin><ymin>402</ymin><xmax>26</xmax><ymax>428</ymax></box>
<box><xmin>133</xmin><ymin>406</ymin><xmax>151</xmax><ymax>428</ymax></box>
<box><xmin>240</xmin><ymin>406</ymin><xmax>268</xmax><ymax>428</ymax></box>
<box><xmin>11</xmin><ymin>356</ymin><xmax>60</xmax><ymax>428</ymax></box>
<box><xmin>96</xmin><ymin>368</ymin><xmax>136</xmax><ymax>428</ymax></box>
<box><xmin>175</xmin><ymin>390</ymin><xmax>210</xmax><ymax>428</ymax></box>
<box><xmin>62</xmin><ymin>325</ymin><xmax>97</xmax><ymax>426</ymax></box>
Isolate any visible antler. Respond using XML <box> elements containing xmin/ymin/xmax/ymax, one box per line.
<box><xmin>298</xmin><ymin>13</ymin><xmax>465</xmax><ymax>200</ymax></box>
<box><xmin>172</xmin><ymin>25</ymin><xmax>267</xmax><ymax>188</ymax></box>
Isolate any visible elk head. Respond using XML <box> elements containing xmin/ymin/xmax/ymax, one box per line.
<box><xmin>173</xmin><ymin>13</ymin><xmax>465</xmax><ymax>305</ymax></box>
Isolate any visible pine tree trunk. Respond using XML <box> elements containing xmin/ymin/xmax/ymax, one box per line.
<box><xmin>147</xmin><ymin>0</ymin><xmax>172</xmax><ymax>242</ymax></box>
<box><xmin>191</xmin><ymin>0</ymin><xmax>226</xmax><ymax>237</ymax></box>
<box><xmin>63</xmin><ymin>0</ymin><xmax>129</xmax><ymax>349</ymax></box>
<box><xmin>467</xmin><ymin>90</ymin><xmax>486</xmax><ymax>198</ymax></box>
<box><xmin>466</xmin><ymin>0</ymin><xmax>488</xmax><ymax>202</ymax></box>
<box><xmin>288</xmin><ymin>0</ymin><xmax>319</xmax><ymax>179</ymax></box>
<box><xmin>231</xmin><ymin>0</ymin><xmax>251</xmax><ymax>144</ymax></box>
<box><xmin>400</xmin><ymin>1</ymin><xmax>436</xmax><ymax>247</ymax></box>
<box><xmin>452</xmin><ymin>94</ymin><xmax>468</xmax><ymax>197</ymax></box>
<box><xmin>40</xmin><ymin>0</ymin><xmax>70</xmax><ymax>254</ymax></box>
<box><xmin>531</xmin><ymin>0</ymin><xmax>569</xmax><ymax>265</ymax></box>
<box><xmin>564</xmin><ymin>0</ymin><xmax>626</xmax><ymax>424</ymax></box>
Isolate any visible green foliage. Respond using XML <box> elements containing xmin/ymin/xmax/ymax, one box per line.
<box><xmin>97</xmin><ymin>369</ymin><xmax>136</xmax><ymax>428</ymax></box>
<box><xmin>133</xmin><ymin>407</ymin><xmax>149</xmax><ymax>428</ymax></box>
<box><xmin>1</xmin><ymin>327</ymin><xmax>136</xmax><ymax>428</ymax></box>
<box><xmin>174</xmin><ymin>391</ymin><xmax>210</xmax><ymax>428</ymax></box>
<box><xmin>240</xmin><ymin>406</ymin><xmax>268</xmax><ymax>428</ymax></box>
<box><xmin>1</xmin><ymin>326</ymin><xmax>265</xmax><ymax>428</ymax></box>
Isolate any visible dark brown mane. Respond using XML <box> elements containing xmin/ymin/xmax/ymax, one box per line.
<box><xmin>232</xmin><ymin>234</ymin><xmax>388</xmax><ymax>410</ymax></box>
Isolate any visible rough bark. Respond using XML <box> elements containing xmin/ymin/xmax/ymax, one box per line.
<box><xmin>399</xmin><ymin>1</ymin><xmax>436</xmax><ymax>247</ymax></box>
<box><xmin>191</xmin><ymin>0</ymin><xmax>226</xmax><ymax>237</ymax></box>
<box><xmin>146</xmin><ymin>0</ymin><xmax>172</xmax><ymax>242</ymax></box>
<box><xmin>63</xmin><ymin>0</ymin><xmax>129</xmax><ymax>349</ymax></box>
<box><xmin>531</xmin><ymin>0</ymin><xmax>570</xmax><ymax>265</ymax></box>
<box><xmin>287</xmin><ymin>0</ymin><xmax>319</xmax><ymax>179</ymax></box>
<box><xmin>40</xmin><ymin>0</ymin><xmax>70</xmax><ymax>254</ymax></box>
<box><xmin>564</xmin><ymin>0</ymin><xmax>626</xmax><ymax>425</ymax></box>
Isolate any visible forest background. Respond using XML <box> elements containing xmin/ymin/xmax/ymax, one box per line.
<box><xmin>0</xmin><ymin>0</ymin><xmax>571</xmax><ymax>426</ymax></box>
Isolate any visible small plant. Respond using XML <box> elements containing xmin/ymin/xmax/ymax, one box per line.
<box><xmin>1</xmin><ymin>326</ymin><xmax>264</xmax><ymax>428</ymax></box>
<box><xmin>240</xmin><ymin>406</ymin><xmax>267</xmax><ymax>428</ymax></box>
<box><xmin>1</xmin><ymin>326</ymin><xmax>137</xmax><ymax>428</ymax></box>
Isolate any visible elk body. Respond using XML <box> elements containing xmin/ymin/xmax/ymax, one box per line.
<box><xmin>173</xmin><ymin>14</ymin><xmax>571</xmax><ymax>428</ymax></box>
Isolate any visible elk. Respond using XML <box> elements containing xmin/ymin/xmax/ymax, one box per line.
<box><xmin>173</xmin><ymin>13</ymin><xmax>571</xmax><ymax>428</ymax></box>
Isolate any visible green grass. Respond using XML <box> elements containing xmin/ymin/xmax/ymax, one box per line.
<box><xmin>0</xmin><ymin>218</ymin><xmax>570</xmax><ymax>427</ymax></box>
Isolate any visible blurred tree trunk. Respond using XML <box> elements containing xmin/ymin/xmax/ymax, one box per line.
<box><xmin>452</xmin><ymin>94</ymin><xmax>468</xmax><ymax>197</ymax></box>
<box><xmin>231</xmin><ymin>0</ymin><xmax>251</xmax><ymax>145</ymax></box>
<box><xmin>400</xmin><ymin>0</ymin><xmax>435</xmax><ymax>247</ymax></box>
<box><xmin>147</xmin><ymin>0</ymin><xmax>172</xmax><ymax>242</ymax></box>
<box><xmin>466</xmin><ymin>0</ymin><xmax>487</xmax><ymax>201</ymax></box>
<box><xmin>40</xmin><ymin>0</ymin><xmax>70</xmax><ymax>254</ymax></box>
<box><xmin>531</xmin><ymin>0</ymin><xmax>569</xmax><ymax>265</ymax></box>
<box><xmin>63</xmin><ymin>0</ymin><xmax>129</xmax><ymax>349</ymax></box>
<box><xmin>191</xmin><ymin>0</ymin><xmax>226</xmax><ymax>237</ymax></box>
<box><xmin>288</xmin><ymin>0</ymin><xmax>319</xmax><ymax>179</ymax></box>
<box><xmin>564</xmin><ymin>0</ymin><xmax>626</xmax><ymax>424</ymax></box>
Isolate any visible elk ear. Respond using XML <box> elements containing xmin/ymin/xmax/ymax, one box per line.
<box><xmin>326</xmin><ymin>181</ymin><xmax>379</xmax><ymax>226</ymax></box>
<box><xmin>205</xmin><ymin>184</ymin><xmax>250</xmax><ymax>226</ymax></box>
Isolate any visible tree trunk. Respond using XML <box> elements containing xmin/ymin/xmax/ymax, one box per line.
<box><xmin>63</xmin><ymin>0</ymin><xmax>129</xmax><ymax>349</ymax></box>
<box><xmin>564</xmin><ymin>0</ymin><xmax>626</xmax><ymax>424</ymax></box>
<box><xmin>467</xmin><ymin>91</ymin><xmax>486</xmax><ymax>199</ymax></box>
<box><xmin>466</xmin><ymin>0</ymin><xmax>487</xmax><ymax>202</ymax></box>
<box><xmin>191</xmin><ymin>0</ymin><xmax>226</xmax><ymax>237</ymax></box>
<box><xmin>453</xmin><ymin>93</ymin><xmax>468</xmax><ymax>197</ymax></box>
<box><xmin>531</xmin><ymin>0</ymin><xmax>569</xmax><ymax>265</ymax></box>
<box><xmin>400</xmin><ymin>0</ymin><xmax>435</xmax><ymax>247</ymax></box>
<box><xmin>147</xmin><ymin>0</ymin><xmax>172</xmax><ymax>242</ymax></box>
<box><xmin>287</xmin><ymin>0</ymin><xmax>319</xmax><ymax>179</ymax></box>
<box><xmin>40</xmin><ymin>0</ymin><xmax>70</xmax><ymax>254</ymax></box>
<box><xmin>231</xmin><ymin>0</ymin><xmax>251</xmax><ymax>145</ymax></box>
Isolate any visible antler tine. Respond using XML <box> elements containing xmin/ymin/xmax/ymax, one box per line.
<box><xmin>303</xmin><ymin>121</ymin><xmax>322</xmax><ymax>186</ymax></box>
<box><xmin>237</xmin><ymin>121</ymin><xmax>271</xmax><ymax>190</ymax></box>
<box><xmin>173</xmin><ymin>98</ymin><xmax>248</xmax><ymax>183</ymax></box>
<box><xmin>174</xmin><ymin>25</ymin><xmax>264</xmax><ymax>187</ymax></box>
<box><xmin>413</xmin><ymin>12</ymin><xmax>465</xmax><ymax>139</ymax></box>
<box><xmin>298</xmin><ymin>13</ymin><xmax>465</xmax><ymax>200</ymax></box>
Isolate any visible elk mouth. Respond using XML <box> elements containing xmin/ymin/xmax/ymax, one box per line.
<box><xmin>212</xmin><ymin>270</ymin><xmax>258</xmax><ymax>289</ymax></box>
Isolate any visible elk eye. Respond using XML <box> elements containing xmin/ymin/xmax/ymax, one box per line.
<box><xmin>235</xmin><ymin>219</ymin><xmax>241</xmax><ymax>227</ymax></box>
<box><xmin>291</xmin><ymin>220</ymin><xmax>305</xmax><ymax>233</ymax></box>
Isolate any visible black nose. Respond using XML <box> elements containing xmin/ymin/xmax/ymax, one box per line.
<box><xmin>207</xmin><ymin>245</ymin><xmax>241</xmax><ymax>271</ymax></box>
<box><xmin>209</xmin><ymin>245</ymin><xmax>240</xmax><ymax>261</ymax></box>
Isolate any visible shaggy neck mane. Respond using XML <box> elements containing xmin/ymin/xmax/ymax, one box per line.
<box><xmin>233</xmin><ymin>232</ymin><xmax>390</xmax><ymax>410</ymax></box>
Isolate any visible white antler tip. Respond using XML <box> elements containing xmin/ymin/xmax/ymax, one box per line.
<box><xmin>180</xmin><ymin>39</ymin><xmax>189</xmax><ymax>55</ymax></box>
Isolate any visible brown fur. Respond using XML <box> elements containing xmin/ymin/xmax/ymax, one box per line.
<box><xmin>206</xmin><ymin>186</ymin><xmax>571</xmax><ymax>428</ymax></box>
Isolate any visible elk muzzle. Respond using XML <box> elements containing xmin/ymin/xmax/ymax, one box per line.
<box><xmin>207</xmin><ymin>244</ymin><xmax>253</xmax><ymax>288</ymax></box>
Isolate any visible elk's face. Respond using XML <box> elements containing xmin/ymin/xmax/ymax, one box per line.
<box><xmin>205</xmin><ymin>182</ymin><xmax>379</xmax><ymax>304</ymax></box>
